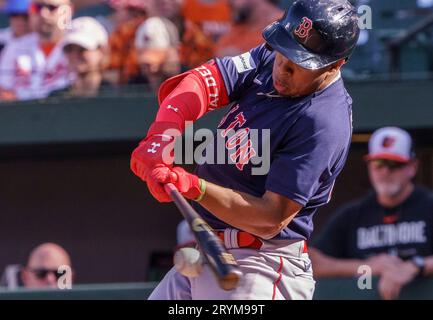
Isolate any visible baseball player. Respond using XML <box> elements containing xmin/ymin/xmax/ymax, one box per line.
<box><xmin>131</xmin><ymin>0</ymin><xmax>360</xmax><ymax>300</ymax></box>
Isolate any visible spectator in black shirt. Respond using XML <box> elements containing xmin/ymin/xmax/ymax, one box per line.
<box><xmin>310</xmin><ymin>127</ymin><xmax>433</xmax><ymax>300</ymax></box>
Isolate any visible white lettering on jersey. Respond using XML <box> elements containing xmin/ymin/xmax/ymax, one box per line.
<box><xmin>195</xmin><ymin>65</ymin><xmax>220</xmax><ymax>109</ymax></box>
<box><xmin>357</xmin><ymin>221</ymin><xmax>427</xmax><ymax>250</ymax></box>
<box><xmin>232</xmin><ymin>52</ymin><xmax>253</xmax><ymax>74</ymax></box>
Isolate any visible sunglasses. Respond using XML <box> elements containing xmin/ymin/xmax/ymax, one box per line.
<box><xmin>63</xmin><ymin>44</ymin><xmax>86</xmax><ymax>54</ymax></box>
<box><xmin>370</xmin><ymin>159</ymin><xmax>408</xmax><ymax>170</ymax></box>
<box><xmin>30</xmin><ymin>268</ymin><xmax>66</xmax><ymax>280</ymax></box>
<box><xmin>30</xmin><ymin>3</ymin><xmax>60</xmax><ymax>13</ymax></box>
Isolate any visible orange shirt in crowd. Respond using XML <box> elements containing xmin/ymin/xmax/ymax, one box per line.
<box><xmin>108</xmin><ymin>17</ymin><xmax>146</xmax><ymax>84</ymax></box>
<box><xmin>180</xmin><ymin>0</ymin><xmax>231</xmax><ymax>68</ymax></box>
<box><xmin>215</xmin><ymin>11</ymin><xmax>283</xmax><ymax>58</ymax></box>
<box><xmin>40</xmin><ymin>42</ymin><xmax>56</xmax><ymax>58</ymax></box>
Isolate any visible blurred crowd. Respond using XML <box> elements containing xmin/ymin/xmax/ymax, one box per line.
<box><xmin>0</xmin><ymin>0</ymin><xmax>432</xmax><ymax>102</ymax></box>
<box><xmin>0</xmin><ymin>0</ymin><xmax>283</xmax><ymax>101</ymax></box>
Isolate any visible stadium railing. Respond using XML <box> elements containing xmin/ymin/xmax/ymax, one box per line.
<box><xmin>0</xmin><ymin>278</ymin><xmax>432</xmax><ymax>300</ymax></box>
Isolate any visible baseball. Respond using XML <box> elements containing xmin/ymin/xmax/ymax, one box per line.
<box><xmin>173</xmin><ymin>247</ymin><xmax>203</xmax><ymax>278</ymax></box>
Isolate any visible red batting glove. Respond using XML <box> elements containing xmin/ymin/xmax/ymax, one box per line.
<box><xmin>130</xmin><ymin>122</ymin><xmax>181</xmax><ymax>181</ymax></box>
<box><xmin>146</xmin><ymin>165</ymin><xmax>177</xmax><ymax>202</ymax></box>
<box><xmin>171</xmin><ymin>167</ymin><xmax>204</xmax><ymax>201</ymax></box>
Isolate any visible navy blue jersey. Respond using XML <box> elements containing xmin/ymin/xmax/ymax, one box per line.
<box><xmin>192</xmin><ymin>44</ymin><xmax>354</xmax><ymax>240</ymax></box>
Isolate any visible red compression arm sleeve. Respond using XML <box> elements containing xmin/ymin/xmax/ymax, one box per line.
<box><xmin>149</xmin><ymin>61</ymin><xmax>230</xmax><ymax>135</ymax></box>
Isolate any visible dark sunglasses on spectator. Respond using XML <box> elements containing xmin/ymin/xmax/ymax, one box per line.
<box><xmin>30</xmin><ymin>268</ymin><xmax>65</xmax><ymax>280</ymax></box>
<box><xmin>370</xmin><ymin>159</ymin><xmax>408</xmax><ymax>170</ymax></box>
<box><xmin>63</xmin><ymin>44</ymin><xmax>87</xmax><ymax>54</ymax></box>
<box><xmin>30</xmin><ymin>3</ymin><xmax>60</xmax><ymax>13</ymax></box>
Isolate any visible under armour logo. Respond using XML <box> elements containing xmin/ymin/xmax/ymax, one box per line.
<box><xmin>147</xmin><ymin>142</ymin><xmax>161</xmax><ymax>154</ymax></box>
<box><xmin>167</xmin><ymin>105</ymin><xmax>179</xmax><ymax>112</ymax></box>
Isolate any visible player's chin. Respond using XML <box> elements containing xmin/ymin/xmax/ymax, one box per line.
<box><xmin>274</xmin><ymin>80</ymin><xmax>294</xmax><ymax>97</ymax></box>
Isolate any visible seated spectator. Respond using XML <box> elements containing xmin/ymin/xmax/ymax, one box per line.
<box><xmin>135</xmin><ymin>16</ymin><xmax>180</xmax><ymax>91</ymax></box>
<box><xmin>60</xmin><ymin>16</ymin><xmax>109</xmax><ymax>97</ymax></box>
<box><xmin>104</xmin><ymin>0</ymin><xmax>150</xmax><ymax>85</ymax></box>
<box><xmin>0</xmin><ymin>0</ymin><xmax>31</xmax><ymax>54</ymax></box>
<box><xmin>181</xmin><ymin>0</ymin><xmax>231</xmax><ymax>42</ymax></box>
<box><xmin>21</xmin><ymin>243</ymin><xmax>72</xmax><ymax>289</ymax></box>
<box><xmin>180</xmin><ymin>0</ymin><xmax>232</xmax><ymax>69</ymax></box>
<box><xmin>0</xmin><ymin>0</ymin><xmax>73</xmax><ymax>101</ymax></box>
<box><xmin>310</xmin><ymin>127</ymin><xmax>433</xmax><ymax>300</ymax></box>
<box><xmin>215</xmin><ymin>0</ymin><xmax>282</xmax><ymax>57</ymax></box>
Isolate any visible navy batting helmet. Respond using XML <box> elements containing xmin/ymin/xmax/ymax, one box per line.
<box><xmin>263</xmin><ymin>0</ymin><xmax>360</xmax><ymax>70</ymax></box>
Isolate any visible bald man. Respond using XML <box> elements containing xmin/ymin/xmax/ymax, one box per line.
<box><xmin>21</xmin><ymin>243</ymin><xmax>72</xmax><ymax>289</ymax></box>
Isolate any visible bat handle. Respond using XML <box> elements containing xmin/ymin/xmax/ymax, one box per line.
<box><xmin>164</xmin><ymin>183</ymin><xmax>178</xmax><ymax>195</ymax></box>
<box><xmin>164</xmin><ymin>182</ymin><xmax>244</xmax><ymax>291</ymax></box>
<box><xmin>220</xmin><ymin>269</ymin><xmax>243</xmax><ymax>291</ymax></box>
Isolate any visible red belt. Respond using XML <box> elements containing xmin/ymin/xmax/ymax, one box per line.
<box><xmin>216</xmin><ymin>230</ymin><xmax>263</xmax><ymax>249</ymax></box>
<box><xmin>303</xmin><ymin>240</ymin><xmax>308</xmax><ymax>253</ymax></box>
<box><xmin>217</xmin><ymin>230</ymin><xmax>309</xmax><ymax>253</ymax></box>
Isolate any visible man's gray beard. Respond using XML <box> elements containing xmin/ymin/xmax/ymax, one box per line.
<box><xmin>39</xmin><ymin>27</ymin><xmax>54</xmax><ymax>40</ymax></box>
<box><xmin>374</xmin><ymin>182</ymin><xmax>403</xmax><ymax>198</ymax></box>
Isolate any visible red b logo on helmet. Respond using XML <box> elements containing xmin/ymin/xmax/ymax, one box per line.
<box><xmin>294</xmin><ymin>17</ymin><xmax>313</xmax><ymax>39</ymax></box>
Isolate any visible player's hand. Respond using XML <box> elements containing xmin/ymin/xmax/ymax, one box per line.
<box><xmin>171</xmin><ymin>167</ymin><xmax>204</xmax><ymax>201</ymax></box>
<box><xmin>130</xmin><ymin>122</ymin><xmax>180</xmax><ymax>181</ymax></box>
<box><xmin>378</xmin><ymin>261</ymin><xmax>419</xmax><ymax>300</ymax></box>
<box><xmin>146</xmin><ymin>165</ymin><xmax>177</xmax><ymax>202</ymax></box>
<box><xmin>145</xmin><ymin>166</ymin><xmax>204</xmax><ymax>203</ymax></box>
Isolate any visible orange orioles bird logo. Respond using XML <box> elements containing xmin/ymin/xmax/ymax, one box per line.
<box><xmin>382</xmin><ymin>136</ymin><xmax>396</xmax><ymax>148</ymax></box>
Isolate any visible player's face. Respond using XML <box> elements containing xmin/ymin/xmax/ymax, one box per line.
<box><xmin>368</xmin><ymin>159</ymin><xmax>417</xmax><ymax>198</ymax></box>
<box><xmin>272</xmin><ymin>52</ymin><xmax>339</xmax><ymax>97</ymax></box>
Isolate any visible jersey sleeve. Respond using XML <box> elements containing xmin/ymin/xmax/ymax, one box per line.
<box><xmin>215</xmin><ymin>44</ymin><xmax>268</xmax><ymax>101</ymax></box>
<box><xmin>265</xmin><ymin>110</ymin><xmax>349</xmax><ymax>207</ymax></box>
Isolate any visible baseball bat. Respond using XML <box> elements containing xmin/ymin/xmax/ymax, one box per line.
<box><xmin>164</xmin><ymin>183</ymin><xmax>243</xmax><ymax>291</ymax></box>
